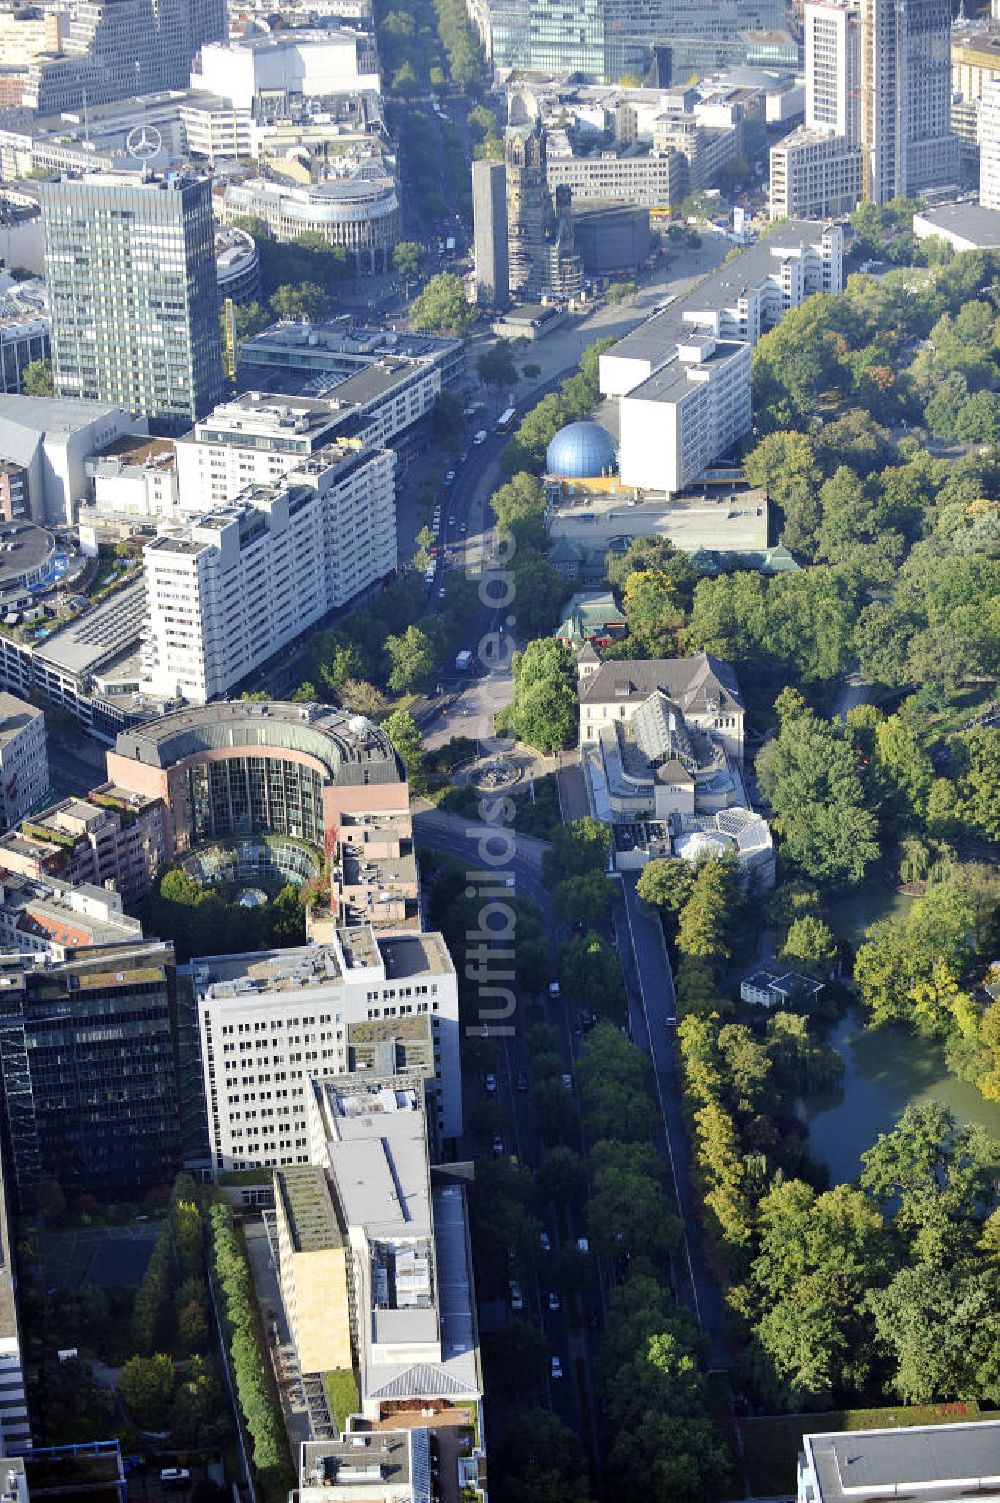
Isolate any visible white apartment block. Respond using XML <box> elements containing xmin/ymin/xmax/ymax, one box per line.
<box><xmin>140</xmin><ymin>440</ymin><xmax>395</xmax><ymax>702</ymax></box>
<box><xmin>174</xmin><ymin>394</ymin><xmax>348</xmax><ymax>510</ymax></box>
<box><xmin>770</xmin><ymin>128</ymin><xmax>862</xmax><ymax>219</ymax></box>
<box><xmin>619</xmin><ymin>336</ymin><xmax>752</xmax><ymax>495</ymax></box>
<box><xmin>982</xmin><ymin>78</ymin><xmax>1000</xmax><ymax>209</ymax></box>
<box><xmin>0</xmin><ymin>695</ymin><xmax>46</xmax><ymax>832</ymax></box>
<box><xmin>601</xmin><ymin>223</ymin><xmax>841</xmax><ymax>494</ymax></box>
<box><xmin>195</xmin><ymin>929</ymin><xmax>462</xmax><ymax>1174</ymax></box>
<box><xmin>601</xmin><ymin>220</ymin><xmax>843</xmax><ymax>396</ymax></box>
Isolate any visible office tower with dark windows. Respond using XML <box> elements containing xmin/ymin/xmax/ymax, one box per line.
<box><xmin>42</xmin><ymin>171</ymin><xmax>225</xmax><ymax>436</ymax></box>
<box><xmin>0</xmin><ymin>943</ymin><xmax>182</xmax><ymax>1206</ymax></box>
<box><xmin>472</xmin><ymin>160</ymin><xmax>509</xmax><ymax>309</ymax></box>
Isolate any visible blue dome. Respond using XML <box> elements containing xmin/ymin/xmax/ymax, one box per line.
<box><xmin>546</xmin><ymin>420</ymin><xmax>618</xmax><ymax>479</ymax></box>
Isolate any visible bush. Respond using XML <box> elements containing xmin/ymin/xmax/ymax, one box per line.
<box><xmin>207</xmin><ymin>1202</ymin><xmax>290</xmax><ymax>1482</ymax></box>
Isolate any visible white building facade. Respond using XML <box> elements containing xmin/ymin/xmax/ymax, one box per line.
<box><xmin>618</xmin><ymin>337</ymin><xmax>752</xmax><ymax>496</ymax></box>
<box><xmin>982</xmin><ymin>78</ymin><xmax>1000</xmax><ymax>209</ymax></box>
<box><xmin>601</xmin><ymin>223</ymin><xmax>842</xmax><ymax>494</ymax></box>
<box><xmin>141</xmin><ymin>441</ymin><xmax>395</xmax><ymax>702</ymax></box>
<box><xmin>195</xmin><ymin>930</ymin><xmax>462</xmax><ymax>1173</ymax></box>
<box><xmin>0</xmin><ymin>695</ymin><xmax>46</xmax><ymax>831</ymax></box>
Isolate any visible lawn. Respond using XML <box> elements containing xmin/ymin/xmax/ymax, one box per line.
<box><xmin>323</xmin><ymin>1368</ymin><xmax>360</xmax><ymax>1431</ymax></box>
<box><xmin>739</xmin><ymin>1402</ymin><xmax>1000</xmax><ymax>1497</ymax></box>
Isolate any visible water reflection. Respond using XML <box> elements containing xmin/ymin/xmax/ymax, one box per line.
<box><xmin>802</xmin><ymin>1009</ymin><xmax>1000</xmax><ymax>1185</ymax></box>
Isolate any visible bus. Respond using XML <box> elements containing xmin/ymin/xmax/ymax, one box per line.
<box><xmin>497</xmin><ymin>406</ymin><xmax>516</xmax><ymax>433</ymax></box>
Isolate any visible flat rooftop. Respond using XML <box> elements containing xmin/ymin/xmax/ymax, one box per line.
<box><xmin>276</xmin><ymin>1165</ymin><xmax>343</xmax><ymax>1252</ymax></box>
<box><xmin>193</xmin><ymin>929</ymin><xmax>452</xmax><ymax>998</ymax></box>
<box><xmin>548</xmin><ymin>487</ymin><xmax>768</xmax><ymax>554</ymax></box>
<box><xmin>320</xmin><ymin>1074</ymin><xmax>432</xmax><ymax>1239</ymax></box>
<box><xmin>33</xmin><ymin>577</ymin><xmax>147</xmax><ymax>679</ymax></box>
<box><xmin>113</xmin><ymin>701</ymin><xmax>402</xmax><ymax>785</ymax></box>
<box><xmin>301</xmin><ymin>1431</ymin><xmax>414</xmax><ymax>1494</ymax></box>
<box><xmin>92</xmin><ymin>434</ymin><xmax>176</xmax><ymax>469</ymax></box>
<box><xmin>803</xmin><ymin>1422</ymin><xmax>1000</xmax><ymax>1502</ymax></box>
<box><xmin>0</xmin><ymin>691</ymin><xmax>41</xmax><ymax>747</ymax></box>
<box><xmin>914</xmin><ymin>201</ymin><xmax>1000</xmax><ymax>246</ymax></box>
<box><xmin>192</xmin><ymin>391</ymin><xmax>343</xmax><ymax>439</ymax></box>
<box><xmin>626</xmin><ymin>336</ymin><xmax>746</xmax><ymax>404</ymax></box>
<box><xmin>240</xmin><ymin>319</ymin><xmax>459</xmax><ymax>367</ymax></box>
<box><xmin>604</xmin><ymin>218</ymin><xmax>834</xmax><ymax>366</ymax></box>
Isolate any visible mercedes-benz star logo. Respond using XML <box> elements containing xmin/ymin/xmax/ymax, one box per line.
<box><xmin>126</xmin><ymin>124</ymin><xmax>163</xmax><ymax>161</ymax></box>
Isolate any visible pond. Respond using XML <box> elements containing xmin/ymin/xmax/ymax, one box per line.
<box><xmin>802</xmin><ymin>1010</ymin><xmax>1000</xmax><ymax>1185</ymax></box>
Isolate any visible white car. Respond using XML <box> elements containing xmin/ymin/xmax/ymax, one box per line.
<box><xmin>540</xmin><ymin>1231</ymin><xmax>551</xmax><ymax>1252</ymax></box>
<box><xmin>548</xmin><ymin>1291</ymin><xmax>560</xmax><ymax>1311</ymax></box>
<box><xmin>473</xmin><ymin>430</ymin><xmax>487</xmax><ymax>444</ymax></box>
<box><xmin>444</xmin><ymin>471</ymin><xmax>456</xmax><ymax>485</ymax></box>
<box><xmin>551</xmin><ymin>1356</ymin><xmax>563</xmax><ymax>1379</ymax></box>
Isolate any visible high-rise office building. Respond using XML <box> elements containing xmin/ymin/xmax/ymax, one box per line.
<box><xmin>980</xmin><ymin>78</ymin><xmax>1000</xmax><ymax>208</ymax></box>
<box><xmin>0</xmin><ymin>942</ymin><xmax>182</xmax><ymax>1204</ymax></box>
<box><xmin>805</xmin><ymin>0</ymin><xmax>860</xmax><ymax>139</ymax></box>
<box><xmin>24</xmin><ymin>0</ymin><xmax>227</xmax><ymax>115</ymax></box>
<box><xmin>472</xmin><ymin>160</ymin><xmax>509</xmax><ymax>309</ymax></box>
<box><xmin>43</xmin><ymin>171</ymin><xmax>224</xmax><ymax>435</ymax></box>
<box><xmin>859</xmin><ymin>0</ymin><xmax>957</xmax><ymax>202</ymax></box>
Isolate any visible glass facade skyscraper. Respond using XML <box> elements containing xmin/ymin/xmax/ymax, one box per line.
<box><xmin>43</xmin><ymin>171</ymin><xmax>225</xmax><ymax>435</ymax></box>
<box><xmin>0</xmin><ymin>944</ymin><xmax>182</xmax><ymax>1205</ymax></box>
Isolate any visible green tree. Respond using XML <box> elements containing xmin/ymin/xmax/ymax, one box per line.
<box><xmin>477</xmin><ymin>340</ymin><xmax>518</xmax><ymax>388</ymax></box>
<box><xmin>269</xmin><ymin>282</ymin><xmax>330</xmax><ymax>322</ymax></box>
<box><xmin>743</xmin><ymin>430</ymin><xmax>822</xmax><ymax>554</ymax></box>
<box><xmin>530</xmin><ymin>1077</ymin><xmax>575</xmax><ymax>1145</ymax></box>
<box><xmin>553</xmin><ymin>870</ymin><xmax>612</xmax><ymax>930</ymax></box>
<box><xmin>21</xmin><ymin>358</ymin><xmax>54</xmax><ymax>397</ymax></box>
<box><xmin>509</xmin><ymin>638</ymin><xmax>578</xmax><ymax>753</ymax></box>
<box><xmin>36</xmin><ymin>1178</ymin><xmax>66</xmax><ymax>1221</ymax></box>
<box><xmin>535</xmin><ymin>1146</ymin><xmax>586</xmax><ymax>1208</ymax></box>
<box><xmin>410</xmin><ymin>272</ymin><xmax>474</xmax><ymax>336</ymax></box>
<box><xmin>560</xmin><ymin>931</ymin><xmax>625</xmax><ymax>1021</ymax></box>
<box><xmin>779</xmin><ymin>915</ymin><xmax>836</xmax><ymax>977</ymax></box>
<box><xmin>739</xmin><ymin>1179</ymin><xmax>891</xmax><ymax>1409</ymax></box>
<box><xmin>491</xmin><ymin>1408</ymin><xmax>593</xmax><ymax>1503</ymax></box>
<box><xmin>578</xmin><ymin>1024</ymin><xmax>659</xmax><ymax>1142</ymax></box>
<box><xmin>860</xmin><ymin>1101</ymin><xmax>995</xmax><ymax>1265</ymax></box>
<box><xmin>757</xmin><ymin>700</ymin><xmax>880</xmax><ymax>884</ymax></box>
<box><xmin>588</xmin><ymin>1140</ymin><xmax>682</xmax><ymax>1262</ymax></box>
<box><xmin>956</xmin><ymin>727</ymin><xmax>1000</xmax><ymax>840</ymax></box>
<box><xmin>541</xmin><ymin>815</ymin><xmax>611</xmax><ymax>886</ymax></box>
<box><xmin>621</xmin><ymin>570</ymin><xmax>685</xmax><ymax>657</ymax></box>
<box><xmin>636</xmin><ymin>857</ymin><xmax>695</xmax><ymax>916</ymax></box>
<box><xmin>385</xmin><ymin>624</ymin><xmax>435</xmax><ymax>692</ymax></box>
<box><xmin>393</xmin><ymin>240</ymin><xmax>425</xmax><ymax>279</ymax></box>
<box><xmin>118</xmin><ymin>1353</ymin><xmax>175</xmax><ymax>1428</ymax></box>
<box><xmin>383</xmin><ymin>707</ymin><xmax>427</xmax><ymax>797</ymax></box>
<box><xmin>869</xmin><ymin>1262</ymin><xmax>1000</xmax><ymax>1404</ymax></box>
<box><xmin>676</xmin><ymin>858</ymin><xmax>739</xmax><ymax>968</ymax></box>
